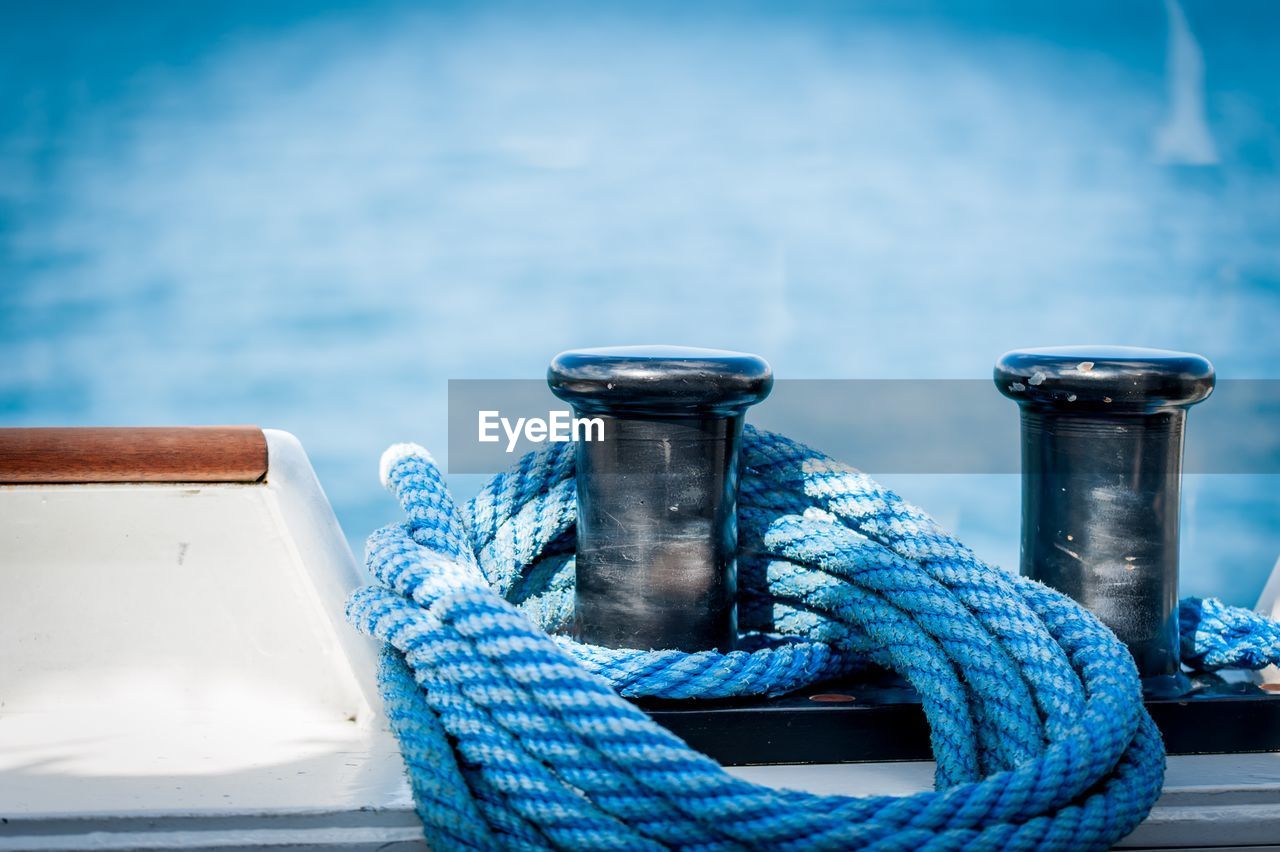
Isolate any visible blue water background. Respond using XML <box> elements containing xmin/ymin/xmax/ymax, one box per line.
<box><xmin>2</xmin><ymin>1</ymin><xmax>1277</xmax><ymax>603</ymax></box>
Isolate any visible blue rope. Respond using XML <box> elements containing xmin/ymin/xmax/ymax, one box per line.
<box><xmin>347</xmin><ymin>427</ymin><xmax>1277</xmax><ymax>850</ymax></box>
<box><xmin>1180</xmin><ymin>596</ymin><xmax>1280</xmax><ymax>670</ymax></box>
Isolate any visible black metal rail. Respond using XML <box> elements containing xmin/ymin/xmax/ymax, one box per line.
<box><xmin>642</xmin><ymin>673</ymin><xmax>1280</xmax><ymax>766</ymax></box>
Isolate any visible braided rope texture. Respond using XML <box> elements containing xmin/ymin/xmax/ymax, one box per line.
<box><xmin>1180</xmin><ymin>596</ymin><xmax>1280</xmax><ymax>670</ymax></box>
<box><xmin>346</xmin><ymin>427</ymin><xmax>1270</xmax><ymax>850</ymax></box>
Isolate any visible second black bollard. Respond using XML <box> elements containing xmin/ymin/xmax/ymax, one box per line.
<box><xmin>548</xmin><ymin>346</ymin><xmax>772</xmax><ymax>653</ymax></box>
<box><xmin>995</xmin><ymin>346</ymin><xmax>1214</xmax><ymax>694</ymax></box>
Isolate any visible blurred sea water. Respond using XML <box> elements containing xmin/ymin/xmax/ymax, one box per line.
<box><xmin>2</xmin><ymin>1</ymin><xmax>1277</xmax><ymax>603</ymax></box>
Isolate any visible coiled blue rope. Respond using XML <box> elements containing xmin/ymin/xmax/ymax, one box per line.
<box><xmin>347</xmin><ymin>427</ymin><xmax>1279</xmax><ymax>850</ymax></box>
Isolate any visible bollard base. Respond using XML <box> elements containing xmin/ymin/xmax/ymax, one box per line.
<box><xmin>640</xmin><ymin>671</ymin><xmax>1280</xmax><ymax>766</ymax></box>
<box><xmin>1142</xmin><ymin>670</ymin><xmax>1194</xmax><ymax>699</ymax></box>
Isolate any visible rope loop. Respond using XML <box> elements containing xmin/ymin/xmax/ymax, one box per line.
<box><xmin>347</xmin><ymin>427</ymin><xmax>1271</xmax><ymax>849</ymax></box>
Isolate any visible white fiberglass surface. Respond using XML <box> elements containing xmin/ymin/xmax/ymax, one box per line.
<box><xmin>0</xmin><ymin>481</ymin><xmax>406</xmax><ymax>816</ymax></box>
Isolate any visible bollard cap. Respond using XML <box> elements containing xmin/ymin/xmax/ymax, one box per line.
<box><xmin>549</xmin><ymin>345</ymin><xmax>773</xmax><ymax>416</ymax></box>
<box><xmin>994</xmin><ymin>345</ymin><xmax>1215</xmax><ymax>412</ymax></box>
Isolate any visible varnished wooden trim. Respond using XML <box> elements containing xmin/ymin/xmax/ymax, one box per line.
<box><xmin>0</xmin><ymin>427</ymin><xmax>268</xmax><ymax>484</ymax></box>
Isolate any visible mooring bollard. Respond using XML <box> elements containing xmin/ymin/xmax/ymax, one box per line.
<box><xmin>995</xmin><ymin>346</ymin><xmax>1214</xmax><ymax>693</ymax></box>
<box><xmin>548</xmin><ymin>346</ymin><xmax>772</xmax><ymax>652</ymax></box>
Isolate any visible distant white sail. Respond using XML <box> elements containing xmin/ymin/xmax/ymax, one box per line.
<box><xmin>1154</xmin><ymin>0</ymin><xmax>1219</xmax><ymax>165</ymax></box>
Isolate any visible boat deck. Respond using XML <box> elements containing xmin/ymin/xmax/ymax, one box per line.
<box><xmin>2</xmin><ymin>428</ymin><xmax>1278</xmax><ymax>850</ymax></box>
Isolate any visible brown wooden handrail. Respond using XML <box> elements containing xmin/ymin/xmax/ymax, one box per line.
<box><xmin>0</xmin><ymin>426</ymin><xmax>268</xmax><ymax>484</ymax></box>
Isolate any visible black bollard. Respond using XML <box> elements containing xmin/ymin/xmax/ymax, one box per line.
<box><xmin>995</xmin><ymin>346</ymin><xmax>1214</xmax><ymax>694</ymax></box>
<box><xmin>548</xmin><ymin>346</ymin><xmax>772</xmax><ymax>653</ymax></box>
